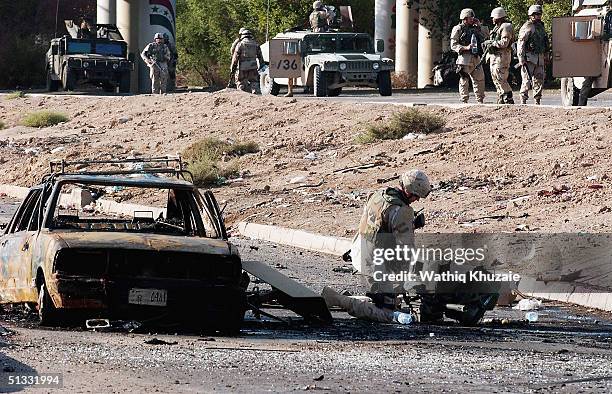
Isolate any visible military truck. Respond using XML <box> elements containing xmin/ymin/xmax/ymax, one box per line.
<box><xmin>260</xmin><ymin>31</ymin><xmax>395</xmax><ymax>97</ymax></box>
<box><xmin>45</xmin><ymin>21</ymin><xmax>134</xmax><ymax>93</ymax></box>
<box><xmin>553</xmin><ymin>0</ymin><xmax>612</xmax><ymax>106</ymax></box>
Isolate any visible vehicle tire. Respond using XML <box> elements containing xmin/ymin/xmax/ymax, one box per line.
<box><xmin>62</xmin><ymin>66</ymin><xmax>76</xmax><ymax>91</ymax></box>
<box><xmin>561</xmin><ymin>77</ymin><xmax>579</xmax><ymax>106</ymax></box>
<box><xmin>313</xmin><ymin>65</ymin><xmax>328</xmax><ymax>97</ymax></box>
<box><xmin>38</xmin><ymin>283</ymin><xmax>59</xmax><ymax>326</ymax></box>
<box><xmin>378</xmin><ymin>71</ymin><xmax>392</xmax><ymax>96</ymax></box>
<box><xmin>46</xmin><ymin>69</ymin><xmax>59</xmax><ymax>92</ymax></box>
<box><xmin>119</xmin><ymin>72</ymin><xmax>131</xmax><ymax>93</ymax></box>
<box><xmin>260</xmin><ymin>67</ymin><xmax>280</xmax><ymax>96</ymax></box>
<box><xmin>328</xmin><ymin>87</ymin><xmax>342</xmax><ymax>97</ymax></box>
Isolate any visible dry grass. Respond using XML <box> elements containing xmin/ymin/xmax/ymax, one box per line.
<box><xmin>5</xmin><ymin>91</ymin><xmax>26</xmax><ymax>100</ymax></box>
<box><xmin>22</xmin><ymin>111</ymin><xmax>69</xmax><ymax>128</ymax></box>
<box><xmin>183</xmin><ymin>137</ymin><xmax>259</xmax><ymax>186</ymax></box>
<box><xmin>357</xmin><ymin>108</ymin><xmax>446</xmax><ymax>143</ymax></box>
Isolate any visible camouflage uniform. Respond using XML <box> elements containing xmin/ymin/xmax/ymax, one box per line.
<box><xmin>141</xmin><ymin>41</ymin><xmax>171</xmax><ymax>94</ymax></box>
<box><xmin>450</xmin><ymin>22</ymin><xmax>486</xmax><ymax>103</ymax></box>
<box><xmin>164</xmin><ymin>36</ymin><xmax>178</xmax><ymax>92</ymax></box>
<box><xmin>518</xmin><ymin>20</ymin><xmax>548</xmax><ymax>104</ymax></box>
<box><xmin>486</xmin><ymin>22</ymin><xmax>514</xmax><ymax>103</ymax></box>
<box><xmin>357</xmin><ymin>187</ymin><xmax>416</xmax><ymax>293</ymax></box>
<box><xmin>231</xmin><ymin>35</ymin><xmax>265</xmax><ymax>94</ymax></box>
<box><xmin>310</xmin><ymin>9</ymin><xmax>331</xmax><ymax>32</ymax></box>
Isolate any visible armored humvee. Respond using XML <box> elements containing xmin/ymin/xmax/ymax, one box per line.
<box><xmin>553</xmin><ymin>0</ymin><xmax>612</xmax><ymax>106</ymax></box>
<box><xmin>260</xmin><ymin>31</ymin><xmax>394</xmax><ymax>97</ymax></box>
<box><xmin>45</xmin><ymin>21</ymin><xmax>134</xmax><ymax>93</ymax></box>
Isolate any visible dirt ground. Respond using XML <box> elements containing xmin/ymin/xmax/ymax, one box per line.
<box><xmin>1</xmin><ymin>91</ymin><xmax>611</xmax><ymax>239</ymax></box>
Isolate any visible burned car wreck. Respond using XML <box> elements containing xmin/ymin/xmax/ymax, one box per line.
<box><xmin>0</xmin><ymin>158</ymin><xmax>331</xmax><ymax>332</ymax></box>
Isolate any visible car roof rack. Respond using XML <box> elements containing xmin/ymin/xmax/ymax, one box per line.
<box><xmin>47</xmin><ymin>156</ymin><xmax>193</xmax><ymax>181</ymax></box>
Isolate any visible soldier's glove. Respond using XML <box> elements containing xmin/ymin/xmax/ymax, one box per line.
<box><xmin>413</xmin><ymin>212</ymin><xmax>425</xmax><ymax>230</ymax></box>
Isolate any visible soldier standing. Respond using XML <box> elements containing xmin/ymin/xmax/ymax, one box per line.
<box><xmin>163</xmin><ymin>33</ymin><xmax>178</xmax><ymax>92</ymax></box>
<box><xmin>517</xmin><ymin>5</ymin><xmax>549</xmax><ymax>105</ymax></box>
<box><xmin>484</xmin><ymin>7</ymin><xmax>515</xmax><ymax>104</ymax></box>
<box><xmin>141</xmin><ymin>33</ymin><xmax>171</xmax><ymax>94</ymax></box>
<box><xmin>450</xmin><ymin>9</ymin><xmax>486</xmax><ymax>104</ymax></box>
<box><xmin>310</xmin><ymin>1</ymin><xmax>331</xmax><ymax>32</ymax></box>
<box><xmin>227</xmin><ymin>28</ymin><xmax>247</xmax><ymax>89</ymax></box>
<box><xmin>231</xmin><ymin>29</ymin><xmax>265</xmax><ymax>94</ymax></box>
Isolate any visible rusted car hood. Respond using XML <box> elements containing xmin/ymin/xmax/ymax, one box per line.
<box><xmin>46</xmin><ymin>231</ymin><xmax>233</xmax><ymax>255</ymax></box>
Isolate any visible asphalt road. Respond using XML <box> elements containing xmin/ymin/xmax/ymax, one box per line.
<box><xmin>5</xmin><ymin>87</ymin><xmax>612</xmax><ymax>108</ymax></box>
<box><xmin>0</xmin><ymin>227</ymin><xmax>610</xmax><ymax>393</ymax></box>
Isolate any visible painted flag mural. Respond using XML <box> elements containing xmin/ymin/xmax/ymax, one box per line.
<box><xmin>149</xmin><ymin>0</ymin><xmax>176</xmax><ymax>40</ymax></box>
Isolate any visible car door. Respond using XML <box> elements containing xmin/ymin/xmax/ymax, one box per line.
<box><xmin>553</xmin><ymin>16</ymin><xmax>603</xmax><ymax>78</ymax></box>
<box><xmin>0</xmin><ymin>189</ymin><xmax>42</xmax><ymax>302</ymax></box>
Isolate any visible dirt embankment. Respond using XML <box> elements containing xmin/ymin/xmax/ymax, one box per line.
<box><xmin>1</xmin><ymin>91</ymin><xmax>611</xmax><ymax>236</ymax></box>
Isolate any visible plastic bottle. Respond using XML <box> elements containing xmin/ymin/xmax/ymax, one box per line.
<box><xmin>393</xmin><ymin>311</ymin><xmax>414</xmax><ymax>325</ymax></box>
<box><xmin>471</xmin><ymin>34</ymin><xmax>479</xmax><ymax>55</ymax></box>
<box><xmin>525</xmin><ymin>311</ymin><xmax>539</xmax><ymax>322</ymax></box>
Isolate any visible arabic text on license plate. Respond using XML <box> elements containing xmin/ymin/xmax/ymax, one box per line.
<box><xmin>128</xmin><ymin>288</ymin><xmax>167</xmax><ymax>306</ymax></box>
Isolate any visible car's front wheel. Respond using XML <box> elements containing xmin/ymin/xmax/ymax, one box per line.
<box><xmin>378</xmin><ymin>71</ymin><xmax>392</xmax><ymax>96</ymax></box>
<box><xmin>38</xmin><ymin>283</ymin><xmax>60</xmax><ymax>326</ymax></box>
<box><xmin>260</xmin><ymin>66</ymin><xmax>280</xmax><ymax>96</ymax></box>
<box><xmin>561</xmin><ymin>77</ymin><xmax>579</xmax><ymax>106</ymax></box>
<box><xmin>46</xmin><ymin>68</ymin><xmax>59</xmax><ymax>92</ymax></box>
<box><xmin>62</xmin><ymin>66</ymin><xmax>76</xmax><ymax>91</ymax></box>
<box><xmin>313</xmin><ymin>65</ymin><xmax>328</xmax><ymax>97</ymax></box>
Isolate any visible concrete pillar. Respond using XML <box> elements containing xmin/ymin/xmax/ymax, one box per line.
<box><xmin>375</xmin><ymin>0</ymin><xmax>396</xmax><ymax>59</ymax></box>
<box><xmin>417</xmin><ymin>0</ymin><xmax>442</xmax><ymax>88</ymax></box>
<box><xmin>117</xmin><ymin>0</ymin><xmax>141</xmax><ymax>93</ymax></box>
<box><xmin>395</xmin><ymin>0</ymin><xmax>419</xmax><ymax>86</ymax></box>
<box><xmin>97</xmin><ymin>0</ymin><xmax>117</xmax><ymax>25</ymax></box>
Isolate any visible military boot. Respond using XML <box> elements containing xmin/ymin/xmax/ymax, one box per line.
<box><xmin>497</xmin><ymin>95</ymin><xmax>504</xmax><ymax>104</ymax></box>
<box><xmin>520</xmin><ymin>97</ymin><xmax>527</xmax><ymax>105</ymax></box>
<box><xmin>535</xmin><ymin>98</ymin><xmax>541</xmax><ymax>105</ymax></box>
<box><xmin>504</xmin><ymin>92</ymin><xmax>515</xmax><ymax>104</ymax></box>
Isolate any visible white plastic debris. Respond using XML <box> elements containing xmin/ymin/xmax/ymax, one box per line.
<box><xmin>402</xmin><ymin>133</ymin><xmax>425</xmax><ymax>140</ymax></box>
<box><xmin>514</xmin><ymin>298</ymin><xmax>542</xmax><ymax>311</ymax></box>
<box><xmin>525</xmin><ymin>311</ymin><xmax>539</xmax><ymax>322</ymax></box>
<box><xmin>24</xmin><ymin>148</ymin><xmax>39</xmax><ymax>156</ymax></box>
<box><xmin>289</xmin><ymin>176</ymin><xmax>307</xmax><ymax>184</ymax></box>
<box><xmin>304</xmin><ymin>152</ymin><xmax>318</xmax><ymax>161</ymax></box>
<box><xmin>50</xmin><ymin>146</ymin><xmax>65</xmax><ymax>154</ymax></box>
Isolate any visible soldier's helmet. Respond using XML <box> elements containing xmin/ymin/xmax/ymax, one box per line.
<box><xmin>313</xmin><ymin>1</ymin><xmax>323</xmax><ymax>10</ymax></box>
<box><xmin>239</xmin><ymin>27</ymin><xmax>247</xmax><ymax>35</ymax></box>
<box><xmin>240</xmin><ymin>29</ymin><xmax>253</xmax><ymax>37</ymax></box>
<box><xmin>154</xmin><ymin>32</ymin><xmax>164</xmax><ymax>40</ymax></box>
<box><xmin>400</xmin><ymin>170</ymin><xmax>432</xmax><ymax>199</ymax></box>
<box><xmin>491</xmin><ymin>7</ymin><xmax>507</xmax><ymax>19</ymax></box>
<box><xmin>528</xmin><ymin>4</ymin><xmax>543</xmax><ymax>15</ymax></box>
<box><xmin>460</xmin><ymin>8</ymin><xmax>475</xmax><ymax>20</ymax></box>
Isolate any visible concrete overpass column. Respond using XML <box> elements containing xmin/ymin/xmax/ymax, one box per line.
<box><xmin>417</xmin><ymin>0</ymin><xmax>442</xmax><ymax>88</ymax></box>
<box><xmin>97</xmin><ymin>0</ymin><xmax>117</xmax><ymax>24</ymax></box>
<box><xmin>395</xmin><ymin>0</ymin><xmax>419</xmax><ymax>86</ymax></box>
<box><xmin>375</xmin><ymin>0</ymin><xmax>396</xmax><ymax>59</ymax></box>
<box><xmin>117</xmin><ymin>0</ymin><xmax>141</xmax><ymax>93</ymax></box>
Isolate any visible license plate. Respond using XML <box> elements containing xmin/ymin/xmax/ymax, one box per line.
<box><xmin>128</xmin><ymin>288</ymin><xmax>167</xmax><ymax>307</ymax></box>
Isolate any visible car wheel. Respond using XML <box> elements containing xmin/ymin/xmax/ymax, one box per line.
<box><xmin>38</xmin><ymin>283</ymin><xmax>59</xmax><ymax>326</ymax></box>
<box><xmin>260</xmin><ymin>67</ymin><xmax>280</xmax><ymax>96</ymax></box>
<box><xmin>119</xmin><ymin>72</ymin><xmax>131</xmax><ymax>93</ymax></box>
<box><xmin>62</xmin><ymin>66</ymin><xmax>76</xmax><ymax>91</ymax></box>
<box><xmin>328</xmin><ymin>87</ymin><xmax>342</xmax><ymax>97</ymax></box>
<box><xmin>313</xmin><ymin>65</ymin><xmax>328</xmax><ymax>97</ymax></box>
<box><xmin>46</xmin><ymin>69</ymin><xmax>59</xmax><ymax>92</ymax></box>
<box><xmin>561</xmin><ymin>77</ymin><xmax>579</xmax><ymax>106</ymax></box>
<box><xmin>378</xmin><ymin>71</ymin><xmax>392</xmax><ymax>96</ymax></box>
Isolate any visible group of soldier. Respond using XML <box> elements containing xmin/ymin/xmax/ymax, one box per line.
<box><xmin>451</xmin><ymin>5</ymin><xmax>550</xmax><ymax>105</ymax></box>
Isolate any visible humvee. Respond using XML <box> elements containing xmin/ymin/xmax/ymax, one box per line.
<box><xmin>260</xmin><ymin>31</ymin><xmax>395</xmax><ymax>97</ymax></box>
<box><xmin>553</xmin><ymin>0</ymin><xmax>612</xmax><ymax>106</ymax></box>
<box><xmin>45</xmin><ymin>21</ymin><xmax>134</xmax><ymax>93</ymax></box>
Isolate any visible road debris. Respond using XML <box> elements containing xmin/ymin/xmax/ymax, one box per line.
<box><xmin>515</xmin><ymin>299</ymin><xmax>543</xmax><ymax>311</ymax></box>
<box><xmin>333</xmin><ymin>161</ymin><xmax>384</xmax><ymax>174</ymax></box>
<box><xmin>144</xmin><ymin>338</ymin><xmax>178</xmax><ymax>345</ymax></box>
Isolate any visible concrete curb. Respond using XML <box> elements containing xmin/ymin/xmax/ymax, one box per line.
<box><xmin>237</xmin><ymin>222</ymin><xmax>351</xmax><ymax>257</ymax></box>
<box><xmin>237</xmin><ymin>221</ymin><xmax>612</xmax><ymax>312</ymax></box>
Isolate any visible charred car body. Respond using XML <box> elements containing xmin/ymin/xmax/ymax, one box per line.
<box><xmin>0</xmin><ymin>158</ymin><xmax>331</xmax><ymax>332</ymax></box>
<box><xmin>45</xmin><ymin>21</ymin><xmax>133</xmax><ymax>93</ymax></box>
